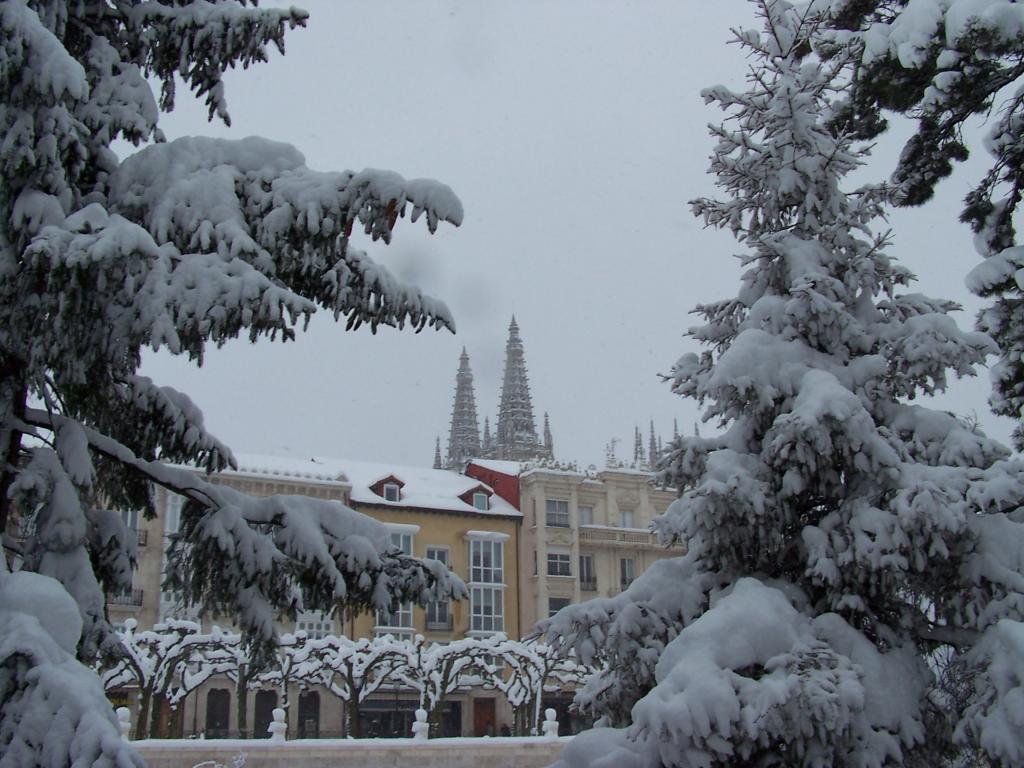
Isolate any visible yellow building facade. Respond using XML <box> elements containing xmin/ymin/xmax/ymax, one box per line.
<box><xmin>111</xmin><ymin>454</ymin><xmax>522</xmax><ymax>739</ymax></box>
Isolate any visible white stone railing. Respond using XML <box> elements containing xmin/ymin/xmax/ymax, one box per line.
<box><xmin>579</xmin><ymin>525</ymin><xmax>659</xmax><ymax>547</ymax></box>
<box><xmin>132</xmin><ymin>736</ymin><xmax>571</xmax><ymax>768</ymax></box>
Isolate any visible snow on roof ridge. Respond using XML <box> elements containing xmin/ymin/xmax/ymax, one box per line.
<box><xmin>225</xmin><ymin>452</ymin><xmax>522</xmax><ymax>518</ymax></box>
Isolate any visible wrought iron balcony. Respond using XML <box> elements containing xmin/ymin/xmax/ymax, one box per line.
<box><xmin>109</xmin><ymin>588</ymin><xmax>144</xmax><ymax>607</ymax></box>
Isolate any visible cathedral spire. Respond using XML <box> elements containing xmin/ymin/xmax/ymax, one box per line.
<box><xmin>433</xmin><ymin>437</ymin><xmax>443</xmax><ymax>469</ymax></box>
<box><xmin>543</xmin><ymin>412</ymin><xmax>553</xmax><ymax>455</ymax></box>
<box><xmin>491</xmin><ymin>316</ymin><xmax>551</xmax><ymax>462</ymax></box>
<box><xmin>482</xmin><ymin>416</ymin><xmax>492</xmax><ymax>452</ymax></box>
<box><xmin>445</xmin><ymin>347</ymin><xmax>481</xmax><ymax>469</ymax></box>
<box><xmin>648</xmin><ymin>420</ymin><xmax>658</xmax><ymax>469</ymax></box>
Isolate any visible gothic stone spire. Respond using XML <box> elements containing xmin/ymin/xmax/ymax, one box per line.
<box><xmin>433</xmin><ymin>436</ymin><xmax>443</xmax><ymax>470</ymax></box>
<box><xmin>445</xmin><ymin>347</ymin><xmax>481</xmax><ymax>469</ymax></box>
<box><xmin>493</xmin><ymin>316</ymin><xmax>551</xmax><ymax>462</ymax></box>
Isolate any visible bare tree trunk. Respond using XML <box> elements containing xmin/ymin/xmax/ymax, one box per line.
<box><xmin>136</xmin><ymin>690</ymin><xmax>152</xmax><ymax>740</ymax></box>
<box><xmin>235</xmin><ymin>682</ymin><xmax>249</xmax><ymax>738</ymax></box>
<box><xmin>346</xmin><ymin>694</ymin><xmax>362</xmax><ymax>738</ymax></box>
<box><xmin>150</xmin><ymin>688</ymin><xmax>167</xmax><ymax>739</ymax></box>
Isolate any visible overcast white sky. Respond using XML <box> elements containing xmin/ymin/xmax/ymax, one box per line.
<box><xmin>139</xmin><ymin>0</ymin><xmax>1017</xmax><ymax>470</ymax></box>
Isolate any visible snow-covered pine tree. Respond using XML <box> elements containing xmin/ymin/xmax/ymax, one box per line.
<box><xmin>0</xmin><ymin>1</ymin><xmax>464</xmax><ymax>763</ymax></box>
<box><xmin>814</xmin><ymin>0</ymin><xmax>1024</xmax><ymax>449</ymax></box>
<box><xmin>546</xmin><ymin>2</ymin><xmax>1024</xmax><ymax>766</ymax></box>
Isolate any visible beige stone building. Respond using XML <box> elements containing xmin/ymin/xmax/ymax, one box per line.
<box><xmin>465</xmin><ymin>460</ymin><xmax>681</xmax><ymax>629</ymax></box>
<box><xmin>110</xmin><ymin>454</ymin><xmax>522</xmax><ymax>739</ymax></box>
<box><xmin>464</xmin><ymin>459</ymin><xmax>681</xmax><ymax>733</ymax></box>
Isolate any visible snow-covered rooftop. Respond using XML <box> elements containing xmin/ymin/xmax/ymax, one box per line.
<box><xmin>227</xmin><ymin>453</ymin><xmax>522</xmax><ymax>518</ymax></box>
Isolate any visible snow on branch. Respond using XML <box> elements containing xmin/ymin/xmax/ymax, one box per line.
<box><xmin>0</xmin><ymin>571</ymin><xmax>144</xmax><ymax>768</ymax></box>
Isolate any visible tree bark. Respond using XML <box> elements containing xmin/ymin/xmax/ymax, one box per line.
<box><xmin>346</xmin><ymin>692</ymin><xmax>362</xmax><ymax>738</ymax></box>
<box><xmin>235</xmin><ymin>682</ymin><xmax>249</xmax><ymax>738</ymax></box>
<box><xmin>136</xmin><ymin>690</ymin><xmax>152</xmax><ymax>740</ymax></box>
<box><xmin>0</xmin><ymin>373</ymin><xmax>27</xmax><ymax>536</ymax></box>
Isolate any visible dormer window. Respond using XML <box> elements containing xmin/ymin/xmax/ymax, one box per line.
<box><xmin>459</xmin><ymin>484</ymin><xmax>493</xmax><ymax>511</ymax></box>
<box><xmin>371</xmin><ymin>475</ymin><xmax>406</xmax><ymax>502</ymax></box>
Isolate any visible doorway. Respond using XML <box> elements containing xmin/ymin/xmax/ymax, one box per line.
<box><xmin>204</xmin><ymin>689</ymin><xmax>230</xmax><ymax>738</ymax></box>
<box><xmin>297</xmin><ymin>690</ymin><xmax>320</xmax><ymax>739</ymax></box>
<box><xmin>473</xmin><ymin>697</ymin><xmax>496</xmax><ymax>737</ymax></box>
<box><xmin>253</xmin><ymin>690</ymin><xmax>277</xmax><ymax>739</ymax></box>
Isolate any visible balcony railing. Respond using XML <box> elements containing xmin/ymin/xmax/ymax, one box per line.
<box><xmin>579</xmin><ymin>526</ymin><xmax>660</xmax><ymax>547</ymax></box>
<box><xmin>109</xmin><ymin>588</ymin><xmax>144</xmax><ymax>607</ymax></box>
<box><xmin>580</xmin><ymin>579</ymin><xmax>597</xmax><ymax>591</ymax></box>
<box><xmin>426</xmin><ymin>615</ymin><xmax>454</xmax><ymax>631</ymax></box>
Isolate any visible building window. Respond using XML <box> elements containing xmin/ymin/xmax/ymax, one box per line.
<box><xmin>547</xmin><ymin>551</ymin><xmax>572</xmax><ymax>577</ymax></box>
<box><xmin>426</xmin><ymin>598</ymin><xmax>451</xmax><ymax>630</ymax></box>
<box><xmin>121</xmin><ymin>509</ymin><xmax>139</xmax><ymax>530</ymax></box>
<box><xmin>578</xmin><ymin>505</ymin><xmax>594</xmax><ymax>526</ymax></box>
<box><xmin>473</xmin><ymin>492</ymin><xmax>490</xmax><ymax>511</ymax></box>
<box><xmin>619</xmin><ymin>509</ymin><xmax>635</xmax><ymax>528</ymax></box>
<box><xmin>579</xmin><ymin>554</ymin><xmax>596</xmax><ymax>591</ymax></box>
<box><xmin>470</xmin><ymin>539</ymin><xmax>503</xmax><ymax>584</ymax></box>
<box><xmin>426</xmin><ymin>547</ymin><xmax>451</xmax><ymax>630</ymax></box>
<box><xmin>468</xmin><ymin>535</ymin><xmax>505</xmax><ymax>634</ymax></box>
<box><xmin>383</xmin><ymin>483</ymin><xmax>401</xmax><ymax>502</ymax></box>
<box><xmin>545</xmin><ymin>499</ymin><xmax>570</xmax><ymax>528</ymax></box>
<box><xmin>296</xmin><ymin>611</ymin><xmax>333</xmax><ymax>640</ymax></box>
<box><xmin>471</xmin><ymin>586</ymin><xmax>504</xmax><ymax>632</ymax></box>
<box><xmin>620</xmin><ymin>557</ymin><xmax>635</xmax><ymax>589</ymax></box>
<box><xmin>165</xmin><ymin>492</ymin><xmax>184</xmax><ymax>534</ymax></box>
<box><xmin>548</xmin><ymin>597</ymin><xmax>571</xmax><ymax>618</ymax></box>
<box><xmin>375</xmin><ymin>602</ymin><xmax>414</xmax><ymax>637</ymax></box>
<box><xmin>391</xmin><ymin>531</ymin><xmax>413</xmax><ymax>555</ymax></box>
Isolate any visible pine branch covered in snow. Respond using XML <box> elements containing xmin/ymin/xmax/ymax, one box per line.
<box><xmin>0</xmin><ymin>1</ymin><xmax>464</xmax><ymax>762</ymax></box>
<box><xmin>811</xmin><ymin>0</ymin><xmax>1024</xmax><ymax>450</ymax></box>
<box><xmin>547</xmin><ymin>3</ymin><xmax>1024</xmax><ymax>766</ymax></box>
<box><xmin>0</xmin><ymin>569</ymin><xmax>144</xmax><ymax>768</ymax></box>
<box><xmin>1</xmin><ymin>0</ymin><xmax>463</xmax><ymax>653</ymax></box>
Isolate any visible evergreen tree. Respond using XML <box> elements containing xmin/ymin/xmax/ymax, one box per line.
<box><xmin>814</xmin><ymin>0</ymin><xmax>1024</xmax><ymax>448</ymax></box>
<box><xmin>0</xmin><ymin>2</ymin><xmax>463</xmax><ymax>763</ymax></box>
<box><xmin>547</xmin><ymin>3</ymin><xmax>1024</xmax><ymax>766</ymax></box>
